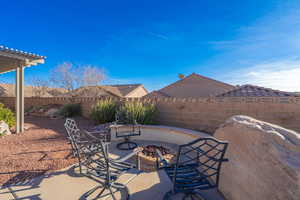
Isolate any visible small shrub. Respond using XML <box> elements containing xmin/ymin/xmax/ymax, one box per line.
<box><xmin>117</xmin><ymin>101</ymin><xmax>157</xmax><ymax>125</ymax></box>
<box><xmin>59</xmin><ymin>103</ymin><xmax>81</xmax><ymax>117</ymax></box>
<box><xmin>0</xmin><ymin>103</ymin><xmax>15</xmax><ymax>128</ymax></box>
<box><xmin>90</xmin><ymin>99</ymin><xmax>118</xmax><ymax>124</ymax></box>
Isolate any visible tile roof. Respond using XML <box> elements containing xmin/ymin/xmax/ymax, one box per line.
<box><xmin>106</xmin><ymin>84</ymin><xmax>147</xmax><ymax>96</ymax></box>
<box><xmin>216</xmin><ymin>85</ymin><xmax>299</xmax><ymax>97</ymax></box>
<box><xmin>143</xmin><ymin>90</ymin><xmax>171</xmax><ymax>98</ymax></box>
<box><xmin>186</xmin><ymin>73</ymin><xmax>236</xmax><ymax>88</ymax></box>
<box><xmin>0</xmin><ymin>83</ymin><xmax>67</xmax><ymax>97</ymax></box>
<box><xmin>61</xmin><ymin>84</ymin><xmax>147</xmax><ymax>98</ymax></box>
<box><xmin>146</xmin><ymin>73</ymin><xmax>235</xmax><ymax>98</ymax></box>
<box><xmin>62</xmin><ymin>86</ymin><xmax>123</xmax><ymax>98</ymax></box>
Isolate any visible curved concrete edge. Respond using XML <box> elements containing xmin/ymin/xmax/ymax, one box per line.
<box><xmin>139</xmin><ymin>124</ymin><xmax>210</xmax><ymax>138</ymax></box>
<box><xmin>110</xmin><ymin>124</ymin><xmax>212</xmax><ymax>145</ymax></box>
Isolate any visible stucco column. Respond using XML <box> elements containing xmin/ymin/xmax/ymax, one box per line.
<box><xmin>15</xmin><ymin>64</ymin><xmax>24</xmax><ymax>133</ymax></box>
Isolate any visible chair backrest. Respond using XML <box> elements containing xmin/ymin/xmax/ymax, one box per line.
<box><xmin>114</xmin><ymin>112</ymin><xmax>141</xmax><ymax>137</ymax></box>
<box><xmin>115</xmin><ymin>111</ymin><xmax>127</xmax><ymax>125</ymax></box>
<box><xmin>84</xmin><ymin>137</ymin><xmax>112</xmax><ymax>183</ymax></box>
<box><xmin>115</xmin><ymin>110</ymin><xmax>138</xmax><ymax>125</ymax></box>
<box><xmin>64</xmin><ymin>118</ymin><xmax>85</xmax><ymax>156</ymax></box>
<box><xmin>64</xmin><ymin>118</ymin><xmax>81</xmax><ymax>140</ymax></box>
<box><xmin>64</xmin><ymin>118</ymin><xmax>110</xmax><ymax>177</ymax></box>
<box><xmin>174</xmin><ymin>137</ymin><xmax>228</xmax><ymax>188</ymax></box>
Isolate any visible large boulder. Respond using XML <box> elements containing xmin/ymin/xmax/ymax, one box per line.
<box><xmin>0</xmin><ymin>120</ymin><xmax>11</xmax><ymax>135</ymax></box>
<box><xmin>45</xmin><ymin>108</ymin><xmax>60</xmax><ymax>118</ymax></box>
<box><xmin>214</xmin><ymin>115</ymin><xmax>300</xmax><ymax>200</ymax></box>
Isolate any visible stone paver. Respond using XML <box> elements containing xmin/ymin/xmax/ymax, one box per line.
<box><xmin>128</xmin><ymin>170</ymin><xmax>172</xmax><ymax>200</ymax></box>
<box><xmin>0</xmin><ymin>187</ymin><xmax>15</xmax><ymax>200</ymax></box>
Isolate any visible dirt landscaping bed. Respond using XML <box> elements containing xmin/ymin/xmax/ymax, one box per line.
<box><xmin>0</xmin><ymin>116</ymin><xmax>92</xmax><ymax>186</ymax></box>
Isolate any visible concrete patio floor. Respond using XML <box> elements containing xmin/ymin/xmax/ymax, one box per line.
<box><xmin>0</xmin><ymin>141</ymin><xmax>226</xmax><ymax>200</ymax></box>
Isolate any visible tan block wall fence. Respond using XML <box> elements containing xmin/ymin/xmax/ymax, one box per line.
<box><xmin>0</xmin><ymin>96</ymin><xmax>300</xmax><ymax>134</ymax></box>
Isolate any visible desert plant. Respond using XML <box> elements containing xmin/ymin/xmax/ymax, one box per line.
<box><xmin>117</xmin><ymin>101</ymin><xmax>157</xmax><ymax>125</ymax></box>
<box><xmin>0</xmin><ymin>103</ymin><xmax>15</xmax><ymax>128</ymax></box>
<box><xmin>90</xmin><ymin>99</ymin><xmax>118</xmax><ymax>123</ymax></box>
<box><xmin>59</xmin><ymin>103</ymin><xmax>81</xmax><ymax>117</ymax></box>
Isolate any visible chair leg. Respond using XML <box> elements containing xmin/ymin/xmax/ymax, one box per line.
<box><xmin>184</xmin><ymin>192</ymin><xmax>205</xmax><ymax>200</ymax></box>
<box><xmin>164</xmin><ymin>190</ymin><xmax>205</xmax><ymax>200</ymax></box>
<box><xmin>109</xmin><ymin>187</ymin><xmax>117</xmax><ymax>200</ymax></box>
<box><xmin>163</xmin><ymin>190</ymin><xmax>173</xmax><ymax>200</ymax></box>
<box><xmin>82</xmin><ymin>185</ymin><xmax>102</xmax><ymax>198</ymax></box>
<box><xmin>95</xmin><ymin>187</ymin><xmax>106</xmax><ymax>199</ymax></box>
<box><xmin>111</xmin><ymin>183</ymin><xmax>130</xmax><ymax>200</ymax></box>
<box><xmin>76</xmin><ymin>154</ymin><xmax>82</xmax><ymax>173</ymax></box>
<box><xmin>89</xmin><ymin>183</ymin><xmax>129</xmax><ymax>200</ymax></box>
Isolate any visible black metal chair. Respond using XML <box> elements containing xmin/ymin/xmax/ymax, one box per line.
<box><xmin>81</xmin><ymin>131</ymin><xmax>142</xmax><ymax>200</ymax></box>
<box><xmin>157</xmin><ymin>137</ymin><xmax>229</xmax><ymax>200</ymax></box>
<box><xmin>112</xmin><ymin>113</ymin><xmax>141</xmax><ymax>150</ymax></box>
<box><xmin>64</xmin><ymin>118</ymin><xmax>110</xmax><ymax>173</ymax></box>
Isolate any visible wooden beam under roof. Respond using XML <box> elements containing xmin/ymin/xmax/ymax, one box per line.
<box><xmin>0</xmin><ymin>47</ymin><xmax>45</xmax><ymax>74</ymax></box>
<box><xmin>0</xmin><ymin>45</ymin><xmax>45</xmax><ymax>133</ymax></box>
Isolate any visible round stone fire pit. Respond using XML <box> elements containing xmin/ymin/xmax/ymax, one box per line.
<box><xmin>135</xmin><ymin>145</ymin><xmax>176</xmax><ymax>172</ymax></box>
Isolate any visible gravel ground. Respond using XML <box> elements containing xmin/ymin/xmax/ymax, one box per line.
<box><xmin>0</xmin><ymin>116</ymin><xmax>93</xmax><ymax>186</ymax></box>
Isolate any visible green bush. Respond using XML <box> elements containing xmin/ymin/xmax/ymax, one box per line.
<box><xmin>0</xmin><ymin>103</ymin><xmax>15</xmax><ymax>128</ymax></box>
<box><xmin>117</xmin><ymin>101</ymin><xmax>157</xmax><ymax>125</ymax></box>
<box><xmin>59</xmin><ymin>103</ymin><xmax>81</xmax><ymax>118</ymax></box>
<box><xmin>90</xmin><ymin>99</ymin><xmax>118</xmax><ymax>123</ymax></box>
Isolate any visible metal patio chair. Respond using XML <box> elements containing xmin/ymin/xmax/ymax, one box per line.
<box><xmin>157</xmin><ymin>137</ymin><xmax>229</xmax><ymax>200</ymax></box>
<box><xmin>64</xmin><ymin>118</ymin><xmax>110</xmax><ymax>173</ymax></box>
<box><xmin>112</xmin><ymin>113</ymin><xmax>141</xmax><ymax>150</ymax></box>
<box><xmin>81</xmin><ymin>132</ymin><xmax>142</xmax><ymax>200</ymax></box>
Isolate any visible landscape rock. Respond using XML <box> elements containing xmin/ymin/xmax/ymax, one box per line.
<box><xmin>214</xmin><ymin>115</ymin><xmax>300</xmax><ymax>200</ymax></box>
<box><xmin>0</xmin><ymin>121</ymin><xmax>11</xmax><ymax>135</ymax></box>
<box><xmin>45</xmin><ymin>108</ymin><xmax>60</xmax><ymax>118</ymax></box>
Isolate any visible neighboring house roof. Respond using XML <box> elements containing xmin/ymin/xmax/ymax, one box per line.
<box><xmin>146</xmin><ymin>73</ymin><xmax>236</xmax><ymax>98</ymax></box>
<box><xmin>62</xmin><ymin>84</ymin><xmax>148</xmax><ymax>98</ymax></box>
<box><xmin>2</xmin><ymin>83</ymin><xmax>149</xmax><ymax>98</ymax></box>
<box><xmin>143</xmin><ymin>90</ymin><xmax>171</xmax><ymax>98</ymax></box>
<box><xmin>106</xmin><ymin>84</ymin><xmax>148</xmax><ymax>97</ymax></box>
<box><xmin>0</xmin><ymin>83</ymin><xmax>67</xmax><ymax>97</ymax></box>
<box><xmin>216</xmin><ymin>84</ymin><xmax>299</xmax><ymax>97</ymax></box>
<box><xmin>62</xmin><ymin>86</ymin><xmax>123</xmax><ymax>98</ymax></box>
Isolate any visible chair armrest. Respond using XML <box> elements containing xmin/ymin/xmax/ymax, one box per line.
<box><xmin>76</xmin><ymin>139</ymin><xmax>94</xmax><ymax>144</ymax></box>
<box><xmin>85</xmin><ymin>130</ymin><xmax>108</xmax><ymax>134</ymax></box>
<box><xmin>208</xmin><ymin>156</ymin><xmax>229</xmax><ymax>163</ymax></box>
<box><xmin>83</xmin><ymin>130</ymin><xmax>100</xmax><ymax>140</ymax></box>
<box><xmin>156</xmin><ymin>149</ymin><xmax>169</xmax><ymax>168</ymax></box>
<box><xmin>113</xmin><ymin>147</ymin><xmax>143</xmax><ymax>163</ymax></box>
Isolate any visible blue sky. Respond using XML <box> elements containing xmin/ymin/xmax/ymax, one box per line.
<box><xmin>1</xmin><ymin>0</ymin><xmax>300</xmax><ymax>91</ymax></box>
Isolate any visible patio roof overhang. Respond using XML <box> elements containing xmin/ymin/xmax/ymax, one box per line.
<box><xmin>0</xmin><ymin>45</ymin><xmax>45</xmax><ymax>133</ymax></box>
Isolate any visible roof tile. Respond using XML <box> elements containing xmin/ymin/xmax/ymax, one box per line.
<box><xmin>216</xmin><ymin>85</ymin><xmax>298</xmax><ymax>97</ymax></box>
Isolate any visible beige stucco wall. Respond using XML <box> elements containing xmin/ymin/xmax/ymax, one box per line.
<box><xmin>154</xmin><ymin>97</ymin><xmax>300</xmax><ymax>133</ymax></box>
<box><xmin>1</xmin><ymin>96</ymin><xmax>299</xmax><ymax>134</ymax></box>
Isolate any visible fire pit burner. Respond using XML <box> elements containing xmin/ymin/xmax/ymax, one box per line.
<box><xmin>135</xmin><ymin>144</ymin><xmax>176</xmax><ymax>172</ymax></box>
<box><xmin>141</xmin><ymin>145</ymin><xmax>171</xmax><ymax>158</ymax></box>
